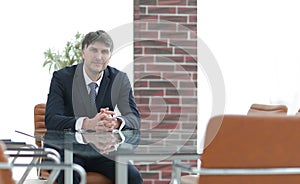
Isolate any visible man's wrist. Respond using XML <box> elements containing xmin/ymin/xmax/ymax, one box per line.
<box><xmin>82</xmin><ymin>118</ymin><xmax>90</xmax><ymax>130</ymax></box>
<box><xmin>75</xmin><ymin>117</ymin><xmax>87</xmax><ymax>131</ymax></box>
<box><xmin>116</xmin><ymin>117</ymin><xmax>125</xmax><ymax>130</ymax></box>
<box><xmin>116</xmin><ymin>118</ymin><xmax>121</xmax><ymax>128</ymax></box>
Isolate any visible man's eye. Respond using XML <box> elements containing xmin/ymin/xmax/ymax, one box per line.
<box><xmin>90</xmin><ymin>48</ymin><xmax>97</xmax><ymax>52</ymax></box>
<box><xmin>102</xmin><ymin>50</ymin><xmax>109</xmax><ymax>54</ymax></box>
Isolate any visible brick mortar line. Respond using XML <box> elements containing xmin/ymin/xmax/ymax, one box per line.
<box><xmin>134</xmin><ymin>54</ymin><xmax>197</xmax><ymax>57</ymax></box>
<box><xmin>139</xmin><ymin>5</ymin><xmax>197</xmax><ymax>8</ymax></box>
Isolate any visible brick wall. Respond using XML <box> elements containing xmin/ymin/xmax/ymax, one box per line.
<box><xmin>133</xmin><ymin>0</ymin><xmax>198</xmax><ymax>183</ymax></box>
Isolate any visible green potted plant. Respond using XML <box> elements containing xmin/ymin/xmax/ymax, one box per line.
<box><xmin>43</xmin><ymin>32</ymin><xmax>84</xmax><ymax>72</ymax></box>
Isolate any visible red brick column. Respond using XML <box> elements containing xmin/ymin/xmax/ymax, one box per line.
<box><xmin>133</xmin><ymin>0</ymin><xmax>198</xmax><ymax>183</ymax></box>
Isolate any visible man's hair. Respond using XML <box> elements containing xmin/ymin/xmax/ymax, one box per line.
<box><xmin>81</xmin><ymin>30</ymin><xmax>114</xmax><ymax>52</ymax></box>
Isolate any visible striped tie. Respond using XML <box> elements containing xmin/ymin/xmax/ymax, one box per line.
<box><xmin>88</xmin><ymin>82</ymin><xmax>98</xmax><ymax>105</ymax></box>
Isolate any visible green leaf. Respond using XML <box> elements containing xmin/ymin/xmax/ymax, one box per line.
<box><xmin>42</xmin><ymin>32</ymin><xmax>84</xmax><ymax>73</ymax></box>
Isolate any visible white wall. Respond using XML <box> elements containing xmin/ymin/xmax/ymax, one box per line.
<box><xmin>198</xmin><ymin>0</ymin><xmax>300</xmax><ymax>119</ymax></box>
<box><xmin>0</xmin><ymin>0</ymin><xmax>133</xmax><ymax>142</ymax></box>
<box><xmin>197</xmin><ymin>0</ymin><xmax>300</xmax><ymax>148</ymax></box>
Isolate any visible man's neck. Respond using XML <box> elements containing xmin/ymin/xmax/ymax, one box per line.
<box><xmin>87</xmin><ymin>71</ymin><xmax>103</xmax><ymax>81</ymax></box>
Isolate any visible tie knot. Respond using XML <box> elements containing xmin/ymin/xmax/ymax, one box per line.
<box><xmin>88</xmin><ymin>82</ymin><xmax>98</xmax><ymax>90</ymax></box>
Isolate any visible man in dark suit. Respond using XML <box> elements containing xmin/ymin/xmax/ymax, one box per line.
<box><xmin>45</xmin><ymin>30</ymin><xmax>142</xmax><ymax>184</ymax></box>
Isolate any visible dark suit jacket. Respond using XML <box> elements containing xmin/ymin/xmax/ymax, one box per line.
<box><xmin>45</xmin><ymin>63</ymin><xmax>140</xmax><ymax>131</ymax></box>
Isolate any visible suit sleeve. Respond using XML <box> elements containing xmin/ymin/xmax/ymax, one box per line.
<box><xmin>113</xmin><ymin>72</ymin><xmax>141</xmax><ymax>130</ymax></box>
<box><xmin>45</xmin><ymin>71</ymin><xmax>77</xmax><ymax>131</ymax></box>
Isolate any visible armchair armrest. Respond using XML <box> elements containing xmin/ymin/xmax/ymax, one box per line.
<box><xmin>172</xmin><ymin>162</ymin><xmax>300</xmax><ymax>184</ymax></box>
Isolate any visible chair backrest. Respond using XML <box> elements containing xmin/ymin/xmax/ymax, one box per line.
<box><xmin>199</xmin><ymin>115</ymin><xmax>300</xmax><ymax>184</ymax></box>
<box><xmin>247</xmin><ymin>103</ymin><xmax>288</xmax><ymax>115</ymax></box>
<box><xmin>34</xmin><ymin>103</ymin><xmax>47</xmax><ymax>147</ymax></box>
<box><xmin>0</xmin><ymin>141</ymin><xmax>16</xmax><ymax>184</ymax></box>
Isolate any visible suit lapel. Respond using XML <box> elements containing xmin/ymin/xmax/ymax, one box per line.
<box><xmin>96</xmin><ymin>69</ymin><xmax>110</xmax><ymax>109</ymax></box>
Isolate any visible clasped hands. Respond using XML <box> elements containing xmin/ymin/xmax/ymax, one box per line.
<box><xmin>82</xmin><ymin>107</ymin><xmax>121</xmax><ymax>132</ymax></box>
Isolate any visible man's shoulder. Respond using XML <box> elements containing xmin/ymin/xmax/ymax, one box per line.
<box><xmin>106</xmin><ymin>65</ymin><xmax>119</xmax><ymax>73</ymax></box>
<box><xmin>54</xmin><ymin>64</ymin><xmax>79</xmax><ymax>77</ymax></box>
<box><xmin>59</xmin><ymin>64</ymin><xmax>78</xmax><ymax>73</ymax></box>
<box><xmin>106</xmin><ymin>65</ymin><xmax>126</xmax><ymax>76</ymax></box>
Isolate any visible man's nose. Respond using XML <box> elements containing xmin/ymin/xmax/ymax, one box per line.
<box><xmin>95</xmin><ymin>52</ymin><xmax>103</xmax><ymax>60</ymax></box>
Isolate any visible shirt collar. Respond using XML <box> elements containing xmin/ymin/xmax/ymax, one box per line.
<box><xmin>83</xmin><ymin>67</ymin><xmax>103</xmax><ymax>88</ymax></box>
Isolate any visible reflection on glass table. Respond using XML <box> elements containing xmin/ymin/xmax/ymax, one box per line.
<box><xmin>41</xmin><ymin>129</ymin><xmax>198</xmax><ymax>184</ymax></box>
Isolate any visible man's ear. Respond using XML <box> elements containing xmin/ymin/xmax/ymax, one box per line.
<box><xmin>82</xmin><ymin>49</ymin><xmax>85</xmax><ymax>58</ymax></box>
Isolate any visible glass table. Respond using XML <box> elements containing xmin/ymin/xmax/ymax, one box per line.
<box><xmin>42</xmin><ymin>129</ymin><xmax>199</xmax><ymax>184</ymax></box>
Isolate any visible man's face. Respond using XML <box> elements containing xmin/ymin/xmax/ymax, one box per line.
<box><xmin>82</xmin><ymin>41</ymin><xmax>112</xmax><ymax>78</ymax></box>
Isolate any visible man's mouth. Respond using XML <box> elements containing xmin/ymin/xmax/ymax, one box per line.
<box><xmin>93</xmin><ymin>62</ymin><xmax>104</xmax><ymax>65</ymax></box>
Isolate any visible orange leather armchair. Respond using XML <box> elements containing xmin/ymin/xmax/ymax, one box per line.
<box><xmin>247</xmin><ymin>103</ymin><xmax>288</xmax><ymax>115</ymax></box>
<box><xmin>198</xmin><ymin>114</ymin><xmax>300</xmax><ymax>184</ymax></box>
<box><xmin>34</xmin><ymin>103</ymin><xmax>112</xmax><ymax>184</ymax></box>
